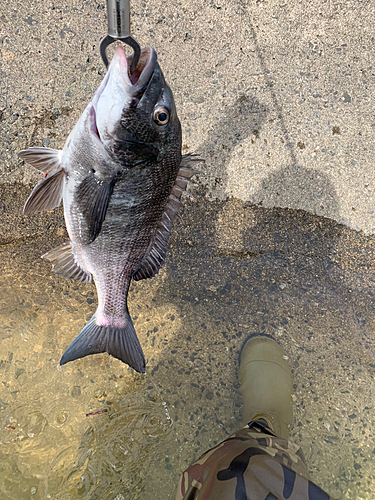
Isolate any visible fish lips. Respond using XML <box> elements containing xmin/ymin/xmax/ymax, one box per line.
<box><xmin>91</xmin><ymin>46</ymin><xmax>158</xmax><ymax>144</ymax></box>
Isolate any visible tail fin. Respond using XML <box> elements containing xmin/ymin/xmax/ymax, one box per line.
<box><xmin>60</xmin><ymin>312</ymin><xmax>146</xmax><ymax>373</ymax></box>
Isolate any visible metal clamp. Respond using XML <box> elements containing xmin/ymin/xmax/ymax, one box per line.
<box><xmin>100</xmin><ymin>0</ymin><xmax>141</xmax><ymax>72</ymax></box>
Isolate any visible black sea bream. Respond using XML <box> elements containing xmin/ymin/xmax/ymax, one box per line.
<box><xmin>19</xmin><ymin>46</ymin><xmax>198</xmax><ymax>373</ymax></box>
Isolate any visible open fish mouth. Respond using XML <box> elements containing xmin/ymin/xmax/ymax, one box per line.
<box><xmin>127</xmin><ymin>46</ymin><xmax>157</xmax><ymax>90</ymax></box>
<box><xmin>90</xmin><ymin>46</ymin><xmax>157</xmax><ymax>143</ymax></box>
<box><xmin>95</xmin><ymin>45</ymin><xmax>157</xmax><ymax>101</ymax></box>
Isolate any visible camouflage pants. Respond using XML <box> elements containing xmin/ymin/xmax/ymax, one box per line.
<box><xmin>175</xmin><ymin>420</ymin><xmax>334</xmax><ymax>500</ymax></box>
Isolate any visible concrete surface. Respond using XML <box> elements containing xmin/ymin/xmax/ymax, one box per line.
<box><xmin>1</xmin><ymin>0</ymin><xmax>375</xmax><ymax>233</ymax></box>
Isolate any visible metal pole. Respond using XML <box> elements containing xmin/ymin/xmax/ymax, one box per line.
<box><xmin>107</xmin><ymin>0</ymin><xmax>131</xmax><ymax>39</ymax></box>
<box><xmin>99</xmin><ymin>0</ymin><xmax>140</xmax><ymax>72</ymax></box>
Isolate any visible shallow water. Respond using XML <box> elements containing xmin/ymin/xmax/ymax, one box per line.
<box><xmin>1</xmin><ymin>189</ymin><xmax>375</xmax><ymax>499</ymax></box>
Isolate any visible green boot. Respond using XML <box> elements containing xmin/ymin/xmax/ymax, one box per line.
<box><xmin>238</xmin><ymin>336</ymin><xmax>293</xmax><ymax>440</ymax></box>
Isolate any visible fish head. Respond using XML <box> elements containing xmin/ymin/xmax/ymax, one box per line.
<box><xmin>91</xmin><ymin>46</ymin><xmax>181</xmax><ymax>168</ymax></box>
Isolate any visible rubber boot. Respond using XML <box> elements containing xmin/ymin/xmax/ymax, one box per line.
<box><xmin>238</xmin><ymin>336</ymin><xmax>293</xmax><ymax>440</ymax></box>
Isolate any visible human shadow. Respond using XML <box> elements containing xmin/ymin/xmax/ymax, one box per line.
<box><xmin>252</xmin><ymin>163</ymin><xmax>339</xmax><ymax>219</ymax></box>
<box><xmin>196</xmin><ymin>93</ymin><xmax>268</xmax><ymax>195</ymax></box>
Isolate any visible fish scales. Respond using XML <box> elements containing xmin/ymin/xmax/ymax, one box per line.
<box><xmin>19</xmin><ymin>46</ymin><xmax>199</xmax><ymax>373</ymax></box>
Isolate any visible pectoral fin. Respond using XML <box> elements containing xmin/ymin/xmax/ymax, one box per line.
<box><xmin>75</xmin><ymin>173</ymin><xmax>117</xmax><ymax>243</ymax></box>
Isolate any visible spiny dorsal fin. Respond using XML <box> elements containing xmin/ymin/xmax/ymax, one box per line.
<box><xmin>133</xmin><ymin>156</ymin><xmax>203</xmax><ymax>281</ymax></box>
<box><xmin>23</xmin><ymin>168</ymin><xmax>65</xmax><ymax>215</ymax></box>
<box><xmin>42</xmin><ymin>242</ymin><xmax>92</xmax><ymax>283</ymax></box>
<box><xmin>18</xmin><ymin>147</ymin><xmax>62</xmax><ymax>174</ymax></box>
<box><xmin>75</xmin><ymin>173</ymin><xmax>117</xmax><ymax>244</ymax></box>
<box><xmin>180</xmin><ymin>153</ymin><xmax>204</xmax><ymax>165</ymax></box>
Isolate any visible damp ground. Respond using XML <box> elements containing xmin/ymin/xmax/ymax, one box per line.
<box><xmin>0</xmin><ymin>185</ymin><xmax>375</xmax><ymax>500</ymax></box>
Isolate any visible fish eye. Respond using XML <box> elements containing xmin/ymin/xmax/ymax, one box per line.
<box><xmin>153</xmin><ymin>106</ymin><xmax>170</xmax><ymax>126</ymax></box>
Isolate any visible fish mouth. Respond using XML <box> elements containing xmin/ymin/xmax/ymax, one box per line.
<box><xmin>95</xmin><ymin>45</ymin><xmax>158</xmax><ymax>101</ymax></box>
<box><xmin>127</xmin><ymin>46</ymin><xmax>158</xmax><ymax>91</ymax></box>
<box><xmin>90</xmin><ymin>46</ymin><xmax>157</xmax><ymax>143</ymax></box>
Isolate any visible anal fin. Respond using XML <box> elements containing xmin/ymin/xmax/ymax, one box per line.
<box><xmin>42</xmin><ymin>243</ymin><xmax>92</xmax><ymax>283</ymax></box>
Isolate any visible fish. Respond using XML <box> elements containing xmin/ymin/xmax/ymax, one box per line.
<box><xmin>19</xmin><ymin>46</ymin><xmax>200</xmax><ymax>373</ymax></box>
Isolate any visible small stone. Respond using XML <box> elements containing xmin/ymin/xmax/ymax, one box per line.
<box><xmin>71</xmin><ymin>386</ymin><xmax>81</xmax><ymax>398</ymax></box>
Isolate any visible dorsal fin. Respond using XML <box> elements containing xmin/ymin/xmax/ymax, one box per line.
<box><xmin>18</xmin><ymin>147</ymin><xmax>62</xmax><ymax>174</ymax></box>
<box><xmin>42</xmin><ymin>243</ymin><xmax>92</xmax><ymax>283</ymax></box>
<box><xmin>180</xmin><ymin>152</ymin><xmax>204</xmax><ymax>171</ymax></box>
<box><xmin>132</xmin><ymin>155</ymin><xmax>204</xmax><ymax>281</ymax></box>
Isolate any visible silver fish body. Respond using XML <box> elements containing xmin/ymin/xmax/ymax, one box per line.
<box><xmin>19</xmin><ymin>47</ymin><xmax>198</xmax><ymax>373</ymax></box>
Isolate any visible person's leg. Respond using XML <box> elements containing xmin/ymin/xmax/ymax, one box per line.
<box><xmin>175</xmin><ymin>336</ymin><xmax>335</xmax><ymax>500</ymax></box>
